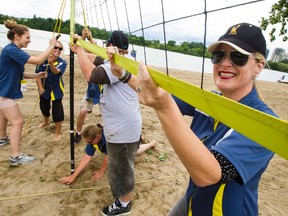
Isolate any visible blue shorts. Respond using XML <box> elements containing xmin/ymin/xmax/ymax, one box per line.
<box><xmin>107</xmin><ymin>141</ymin><xmax>139</xmax><ymax>199</ymax></box>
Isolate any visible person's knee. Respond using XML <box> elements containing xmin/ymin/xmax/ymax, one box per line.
<box><xmin>12</xmin><ymin>117</ymin><xmax>24</xmax><ymax>128</ymax></box>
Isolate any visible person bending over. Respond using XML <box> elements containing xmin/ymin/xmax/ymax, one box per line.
<box><xmin>59</xmin><ymin>124</ymin><xmax>156</xmax><ymax>185</ymax></box>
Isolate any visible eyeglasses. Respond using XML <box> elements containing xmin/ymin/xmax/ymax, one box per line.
<box><xmin>86</xmin><ymin>136</ymin><xmax>96</xmax><ymax>144</ymax></box>
<box><xmin>54</xmin><ymin>46</ymin><xmax>63</xmax><ymax>51</ymax></box>
<box><xmin>211</xmin><ymin>50</ymin><xmax>250</xmax><ymax>67</ymax></box>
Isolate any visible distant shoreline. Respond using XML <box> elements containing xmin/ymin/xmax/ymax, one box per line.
<box><xmin>0</xmin><ymin>46</ymin><xmax>286</xmax><ymax>83</ymax></box>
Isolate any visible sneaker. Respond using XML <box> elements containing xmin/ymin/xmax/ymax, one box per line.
<box><xmin>75</xmin><ymin>133</ymin><xmax>82</xmax><ymax>144</ymax></box>
<box><xmin>0</xmin><ymin>136</ymin><xmax>10</xmax><ymax>147</ymax></box>
<box><xmin>9</xmin><ymin>153</ymin><xmax>36</xmax><ymax>166</ymax></box>
<box><xmin>101</xmin><ymin>199</ymin><xmax>131</xmax><ymax>216</ymax></box>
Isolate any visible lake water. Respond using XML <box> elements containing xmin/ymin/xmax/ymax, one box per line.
<box><xmin>1</xmin><ymin>24</ymin><xmax>286</xmax><ymax>82</ymax></box>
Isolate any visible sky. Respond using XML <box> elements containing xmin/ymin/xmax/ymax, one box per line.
<box><xmin>1</xmin><ymin>0</ymin><xmax>287</xmax><ymax>57</ymax></box>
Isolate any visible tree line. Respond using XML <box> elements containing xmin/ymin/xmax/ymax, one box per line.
<box><xmin>0</xmin><ymin>14</ymin><xmax>287</xmax><ymax>72</ymax></box>
<box><xmin>0</xmin><ymin>14</ymin><xmax>210</xmax><ymax>57</ymax></box>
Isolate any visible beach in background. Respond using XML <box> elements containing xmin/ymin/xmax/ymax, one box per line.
<box><xmin>0</xmin><ymin>50</ymin><xmax>287</xmax><ymax>215</ymax></box>
<box><xmin>1</xmin><ymin>24</ymin><xmax>287</xmax><ymax>83</ymax></box>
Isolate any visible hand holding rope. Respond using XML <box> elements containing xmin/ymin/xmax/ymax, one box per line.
<box><xmin>107</xmin><ymin>46</ymin><xmax>124</xmax><ymax>79</ymax></box>
<box><xmin>137</xmin><ymin>62</ymin><xmax>170</xmax><ymax>109</ymax></box>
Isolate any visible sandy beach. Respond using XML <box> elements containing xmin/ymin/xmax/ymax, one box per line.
<box><xmin>0</xmin><ymin>51</ymin><xmax>287</xmax><ymax>216</ymax></box>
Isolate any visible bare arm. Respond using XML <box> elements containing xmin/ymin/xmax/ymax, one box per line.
<box><xmin>85</xmin><ymin>28</ymin><xmax>96</xmax><ymax>44</ymax></box>
<box><xmin>58</xmin><ymin>154</ymin><xmax>92</xmax><ymax>185</ymax></box>
<box><xmin>24</xmin><ymin>71</ymin><xmax>47</xmax><ymax>79</ymax></box>
<box><xmin>27</xmin><ymin>37</ymin><xmax>57</xmax><ymax>65</ymax></box>
<box><xmin>137</xmin><ymin>62</ymin><xmax>222</xmax><ymax>187</ymax></box>
<box><xmin>86</xmin><ymin>52</ymin><xmax>97</xmax><ymax>63</ymax></box>
<box><xmin>47</xmin><ymin>55</ymin><xmax>61</xmax><ymax>75</ymax></box>
<box><xmin>92</xmin><ymin>155</ymin><xmax>108</xmax><ymax>181</ymax></box>
<box><xmin>70</xmin><ymin>39</ymin><xmax>96</xmax><ymax>82</ymax></box>
<box><xmin>35</xmin><ymin>77</ymin><xmax>45</xmax><ymax>95</ymax></box>
<box><xmin>107</xmin><ymin>46</ymin><xmax>138</xmax><ymax>91</ymax></box>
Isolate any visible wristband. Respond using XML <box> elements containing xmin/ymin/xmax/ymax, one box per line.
<box><xmin>123</xmin><ymin>73</ymin><xmax>132</xmax><ymax>83</ymax></box>
<box><xmin>118</xmin><ymin>70</ymin><xmax>132</xmax><ymax>83</ymax></box>
<box><xmin>118</xmin><ymin>70</ymin><xmax>126</xmax><ymax>80</ymax></box>
<box><xmin>119</xmin><ymin>70</ymin><xmax>128</xmax><ymax>82</ymax></box>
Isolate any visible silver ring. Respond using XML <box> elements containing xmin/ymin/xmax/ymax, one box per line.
<box><xmin>136</xmin><ymin>86</ymin><xmax>142</xmax><ymax>93</ymax></box>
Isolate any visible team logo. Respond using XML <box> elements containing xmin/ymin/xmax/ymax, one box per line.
<box><xmin>229</xmin><ymin>24</ymin><xmax>241</xmax><ymax>35</ymax></box>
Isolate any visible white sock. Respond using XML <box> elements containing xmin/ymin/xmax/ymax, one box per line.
<box><xmin>119</xmin><ymin>199</ymin><xmax>130</xmax><ymax>207</ymax></box>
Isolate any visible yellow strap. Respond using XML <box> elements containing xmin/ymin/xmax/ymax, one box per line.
<box><xmin>53</xmin><ymin>0</ymin><xmax>67</xmax><ymax>37</ymax></box>
<box><xmin>74</xmin><ymin>39</ymin><xmax>288</xmax><ymax>160</ymax></box>
<box><xmin>22</xmin><ymin>96</ymin><xmax>40</xmax><ymax>140</ymax></box>
<box><xmin>80</xmin><ymin>0</ymin><xmax>88</xmax><ymax>28</ymax></box>
<box><xmin>23</xmin><ymin>0</ymin><xmax>67</xmax><ymax>140</ymax></box>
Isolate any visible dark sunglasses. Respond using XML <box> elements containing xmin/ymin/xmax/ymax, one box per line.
<box><xmin>86</xmin><ymin>136</ymin><xmax>96</xmax><ymax>144</ymax></box>
<box><xmin>54</xmin><ymin>46</ymin><xmax>63</xmax><ymax>51</ymax></box>
<box><xmin>211</xmin><ymin>50</ymin><xmax>250</xmax><ymax>67</ymax></box>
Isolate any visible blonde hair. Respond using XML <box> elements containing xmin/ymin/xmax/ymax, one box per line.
<box><xmin>56</xmin><ymin>41</ymin><xmax>63</xmax><ymax>48</ymax></box>
<box><xmin>253</xmin><ymin>52</ymin><xmax>266</xmax><ymax>102</ymax></box>
<box><xmin>254</xmin><ymin>52</ymin><xmax>266</xmax><ymax>65</ymax></box>
<box><xmin>82</xmin><ymin>124</ymin><xmax>103</xmax><ymax>139</ymax></box>
<box><xmin>55</xmin><ymin>41</ymin><xmax>64</xmax><ymax>54</ymax></box>
<box><xmin>4</xmin><ymin>19</ymin><xmax>29</xmax><ymax>41</ymax></box>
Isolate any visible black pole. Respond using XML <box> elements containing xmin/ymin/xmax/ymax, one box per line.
<box><xmin>69</xmin><ymin>49</ymin><xmax>75</xmax><ymax>174</ymax></box>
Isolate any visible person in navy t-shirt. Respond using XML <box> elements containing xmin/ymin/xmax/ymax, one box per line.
<box><xmin>59</xmin><ymin>124</ymin><xmax>108</xmax><ymax>184</ymax></box>
<box><xmin>134</xmin><ymin>23</ymin><xmax>277</xmax><ymax>216</ymax></box>
<box><xmin>59</xmin><ymin>124</ymin><xmax>157</xmax><ymax>185</ymax></box>
<box><xmin>0</xmin><ymin>19</ymin><xmax>56</xmax><ymax>166</ymax></box>
<box><xmin>35</xmin><ymin>41</ymin><xmax>67</xmax><ymax>141</ymax></box>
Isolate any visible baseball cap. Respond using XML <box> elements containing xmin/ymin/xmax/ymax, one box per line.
<box><xmin>208</xmin><ymin>23</ymin><xmax>267</xmax><ymax>57</ymax></box>
<box><xmin>106</xmin><ymin>31</ymin><xmax>129</xmax><ymax>50</ymax></box>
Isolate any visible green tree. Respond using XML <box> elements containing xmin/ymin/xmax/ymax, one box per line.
<box><xmin>0</xmin><ymin>13</ymin><xmax>211</xmax><ymax>58</ymax></box>
<box><xmin>260</xmin><ymin>0</ymin><xmax>288</xmax><ymax>42</ymax></box>
<box><xmin>167</xmin><ymin>40</ymin><xmax>176</xmax><ymax>47</ymax></box>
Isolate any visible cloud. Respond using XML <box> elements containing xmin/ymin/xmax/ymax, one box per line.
<box><xmin>1</xmin><ymin>0</ymin><xmax>286</xmax><ymax>55</ymax></box>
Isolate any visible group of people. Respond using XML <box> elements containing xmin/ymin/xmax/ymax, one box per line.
<box><xmin>0</xmin><ymin>19</ymin><xmax>279</xmax><ymax>216</ymax></box>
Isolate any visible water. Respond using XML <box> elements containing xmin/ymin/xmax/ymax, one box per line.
<box><xmin>1</xmin><ymin>24</ymin><xmax>286</xmax><ymax>82</ymax></box>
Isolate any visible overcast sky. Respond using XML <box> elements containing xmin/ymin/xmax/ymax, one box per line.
<box><xmin>1</xmin><ymin>0</ymin><xmax>287</xmax><ymax>54</ymax></box>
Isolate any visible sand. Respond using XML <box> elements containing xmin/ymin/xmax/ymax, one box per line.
<box><xmin>0</xmin><ymin>51</ymin><xmax>287</xmax><ymax>216</ymax></box>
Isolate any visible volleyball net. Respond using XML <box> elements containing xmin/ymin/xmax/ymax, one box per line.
<box><xmin>67</xmin><ymin>0</ymin><xmax>288</xmax><ymax>171</ymax></box>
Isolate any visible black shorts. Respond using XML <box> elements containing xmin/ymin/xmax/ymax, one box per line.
<box><xmin>39</xmin><ymin>96</ymin><xmax>64</xmax><ymax>122</ymax></box>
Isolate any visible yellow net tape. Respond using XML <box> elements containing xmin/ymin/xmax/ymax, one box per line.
<box><xmin>73</xmin><ymin>38</ymin><xmax>288</xmax><ymax>159</ymax></box>
<box><xmin>22</xmin><ymin>0</ymin><xmax>67</xmax><ymax>139</ymax></box>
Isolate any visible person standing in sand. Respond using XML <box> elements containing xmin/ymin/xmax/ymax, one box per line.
<box><xmin>0</xmin><ymin>19</ymin><xmax>56</xmax><ymax>165</ymax></box>
<box><xmin>70</xmin><ymin>30</ymin><xmax>141</xmax><ymax>216</ymax></box>
<box><xmin>109</xmin><ymin>22</ymin><xmax>278</xmax><ymax>215</ymax></box>
<box><xmin>35</xmin><ymin>41</ymin><xmax>67</xmax><ymax>141</ymax></box>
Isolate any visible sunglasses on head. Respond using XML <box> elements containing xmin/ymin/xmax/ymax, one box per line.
<box><xmin>54</xmin><ymin>46</ymin><xmax>63</xmax><ymax>51</ymax></box>
<box><xmin>211</xmin><ymin>50</ymin><xmax>250</xmax><ymax>67</ymax></box>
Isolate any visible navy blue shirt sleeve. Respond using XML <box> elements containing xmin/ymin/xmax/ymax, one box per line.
<box><xmin>172</xmin><ymin>95</ymin><xmax>196</xmax><ymax>116</ymax></box>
